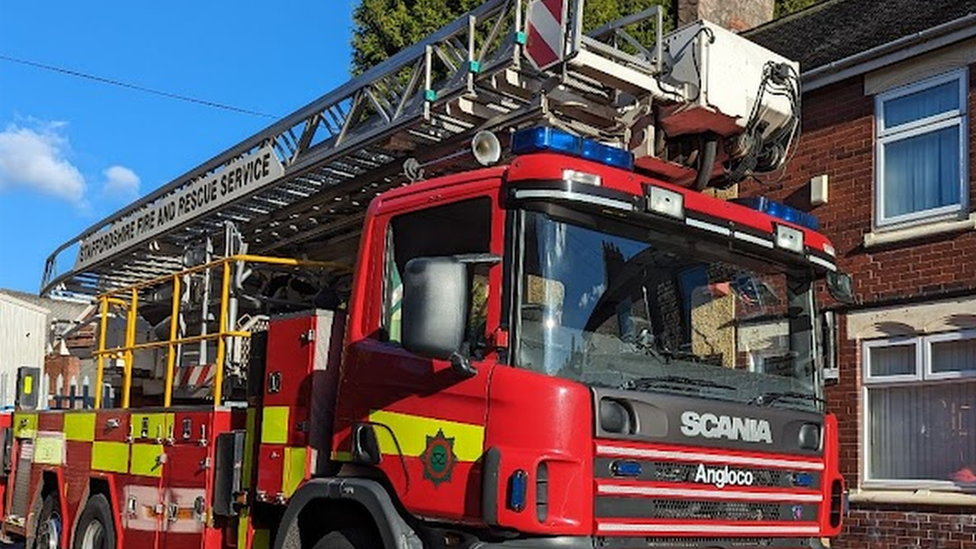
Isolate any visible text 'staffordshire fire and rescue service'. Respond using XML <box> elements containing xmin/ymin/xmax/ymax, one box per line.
<box><xmin>1</xmin><ymin>2</ymin><xmax>852</xmax><ymax>549</ymax></box>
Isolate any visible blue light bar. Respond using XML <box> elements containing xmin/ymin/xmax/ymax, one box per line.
<box><xmin>733</xmin><ymin>196</ymin><xmax>820</xmax><ymax>230</ymax></box>
<box><xmin>512</xmin><ymin>126</ymin><xmax>634</xmax><ymax>171</ymax></box>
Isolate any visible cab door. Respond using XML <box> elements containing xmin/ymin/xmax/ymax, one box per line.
<box><xmin>338</xmin><ymin>193</ymin><xmax>504</xmax><ymax>523</ymax></box>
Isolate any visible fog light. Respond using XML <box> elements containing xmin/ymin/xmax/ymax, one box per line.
<box><xmin>646</xmin><ymin>186</ymin><xmax>684</xmax><ymax>219</ymax></box>
<box><xmin>775</xmin><ymin>224</ymin><xmax>804</xmax><ymax>253</ymax></box>
<box><xmin>600</xmin><ymin>399</ymin><xmax>632</xmax><ymax>434</ymax></box>
<box><xmin>798</xmin><ymin>423</ymin><xmax>821</xmax><ymax>450</ymax></box>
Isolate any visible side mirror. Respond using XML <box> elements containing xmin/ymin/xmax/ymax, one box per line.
<box><xmin>401</xmin><ymin>257</ymin><xmax>475</xmax><ymax>376</ymax></box>
<box><xmin>826</xmin><ymin>271</ymin><xmax>855</xmax><ymax>305</ymax></box>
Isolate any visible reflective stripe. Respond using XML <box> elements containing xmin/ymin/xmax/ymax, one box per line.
<box><xmin>596</xmin><ymin>482</ymin><xmax>823</xmax><ymax>503</ymax></box>
<box><xmin>597</xmin><ymin>522</ymin><xmax>821</xmax><ymax>535</ymax></box>
<box><xmin>733</xmin><ymin>231</ymin><xmax>774</xmax><ymax>248</ymax></box>
<box><xmin>595</xmin><ymin>444</ymin><xmax>824</xmax><ymax>471</ymax></box>
<box><xmin>130</xmin><ymin>443</ymin><xmax>164</xmax><ymax>477</ymax></box>
<box><xmin>686</xmin><ymin>217</ymin><xmax>731</xmax><ymax>236</ymax></box>
<box><xmin>261</xmin><ymin>406</ymin><xmax>290</xmax><ymax>444</ymax></box>
<box><xmin>64</xmin><ymin>412</ymin><xmax>96</xmax><ymax>442</ymax></box>
<box><xmin>92</xmin><ymin>441</ymin><xmax>129</xmax><ymax>473</ymax></box>
<box><xmin>369</xmin><ymin>409</ymin><xmax>484</xmax><ymax>461</ymax></box>
<box><xmin>514</xmin><ymin>189</ymin><xmax>635</xmax><ymax>211</ymax></box>
<box><xmin>237</xmin><ymin>508</ymin><xmax>251</xmax><ymax>549</ymax></box>
<box><xmin>283</xmin><ymin>447</ymin><xmax>307</xmax><ymax>497</ymax></box>
<box><xmin>808</xmin><ymin>254</ymin><xmax>837</xmax><ymax>271</ymax></box>
<box><xmin>243</xmin><ymin>408</ymin><xmax>257</xmax><ymax>488</ymax></box>
<box><xmin>252</xmin><ymin>529</ymin><xmax>271</xmax><ymax>549</ymax></box>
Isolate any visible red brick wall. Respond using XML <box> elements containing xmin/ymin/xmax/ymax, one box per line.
<box><xmin>740</xmin><ymin>63</ymin><xmax>976</xmax><ymax>548</ymax></box>
<box><xmin>842</xmin><ymin>507</ymin><xmax>976</xmax><ymax>548</ymax></box>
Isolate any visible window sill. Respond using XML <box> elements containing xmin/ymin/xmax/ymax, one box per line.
<box><xmin>864</xmin><ymin>213</ymin><xmax>976</xmax><ymax>248</ymax></box>
<box><xmin>850</xmin><ymin>488</ymin><xmax>976</xmax><ymax>506</ymax></box>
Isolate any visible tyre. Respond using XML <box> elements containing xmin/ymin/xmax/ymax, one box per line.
<box><xmin>311</xmin><ymin>528</ymin><xmax>380</xmax><ymax>549</ymax></box>
<box><xmin>72</xmin><ymin>494</ymin><xmax>116</xmax><ymax>549</ymax></box>
<box><xmin>35</xmin><ymin>494</ymin><xmax>61</xmax><ymax>549</ymax></box>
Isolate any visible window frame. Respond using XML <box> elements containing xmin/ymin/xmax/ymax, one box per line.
<box><xmin>874</xmin><ymin>68</ymin><xmax>969</xmax><ymax>229</ymax></box>
<box><xmin>862</xmin><ymin>336</ymin><xmax>922</xmax><ymax>384</ymax></box>
<box><xmin>924</xmin><ymin>329</ymin><xmax>976</xmax><ymax>381</ymax></box>
<box><xmin>377</xmin><ymin>195</ymin><xmax>495</xmax><ymax>346</ymax></box>
<box><xmin>862</xmin><ymin>330</ymin><xmax>976</xmax><ymax>488</ymax></box>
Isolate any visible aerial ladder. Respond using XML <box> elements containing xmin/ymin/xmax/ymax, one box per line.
<box><xmin>42</xmin><ymin>0</ymin><xmax>799</xmax><ymax>298</ymax></box>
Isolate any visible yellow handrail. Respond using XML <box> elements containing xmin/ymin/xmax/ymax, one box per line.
<box><xmin>122</xmin><ymin>288</ymin><xmax>138</xmax><ymax>409</ymax></box>
<box><xmin>97</xmin><ymin>254</ymin><xmax>348</xmax><ymax>298</ymax></box>
<box><xmin>164</xmin><ymin>274</ymin><xmax>181</xmax><ymax>408</ymax></box>
<box><xmin>213</xmin><ymin>262</ymin><xmax>232</xmax><ymax>406</ymax></box>
<box><xmin>94</xmin><ymin>297</ymin><xmax>109</xmax><ymax>409</ymax></box>
<box><xmin>91</xmin><ymin>254</ymin><xmax>342</xmax><ymax>410</ymax></box>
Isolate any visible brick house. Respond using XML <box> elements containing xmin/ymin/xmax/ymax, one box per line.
<box><xmin>744</xmin><ymin>1</ymin><xmax>976</xmax><ymax>546</ymax></box>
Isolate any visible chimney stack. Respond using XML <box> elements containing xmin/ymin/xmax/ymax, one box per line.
<box><xmin>676</xmin><ymin>0</ymin><xmax>774</xmax><ymax>32</ymax></box>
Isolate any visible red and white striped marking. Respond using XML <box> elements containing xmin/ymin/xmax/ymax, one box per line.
<box><xmin>176</xmin><ymin>363</ymin><xmax>214</xmax><ymax>389</ymax></box>
<box><xmin>525</xmin><ymin>0</ymin><xmax>566</xmax><ymax>70</ymax></box>
<box><xmin>595</xmin><ymin>521</ymin><xmax>822</xmax><ymax>536</ymax></box>
<box><xmin>596</xmin><ymin>481</ymin><xmax>823</xmax><ymax>503</ymax></box>
<box><xmin>595</xmin><ymin>443</ymin><xmax>825</xmax><ymax>471</ymax></box>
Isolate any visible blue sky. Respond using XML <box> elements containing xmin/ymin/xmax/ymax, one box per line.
<box><xmin>0</xmin><ymin>1</ymin><xmax>356</xmax><ymax>293</ymax></box>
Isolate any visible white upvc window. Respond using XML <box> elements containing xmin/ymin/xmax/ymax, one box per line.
<box><xmin>862</xmin><ymin>330</ymin><xmax>976</xmax><ymax>488</ymax></box>
<box><xmin>875</xmin><ymin>68</ymin><xmax>968</xmax><ymax>228</ymax></box>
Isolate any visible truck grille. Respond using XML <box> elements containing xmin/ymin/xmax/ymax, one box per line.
<box><xmin>594</xmin><ymin>441</ymin><xmax>823</xmax><ymax>540</ymax></box>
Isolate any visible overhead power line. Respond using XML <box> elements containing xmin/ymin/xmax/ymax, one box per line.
<box><xmin>0</xmin><ymin>53</ymin><xmax>278</xmax><ymax>119</ymax></box>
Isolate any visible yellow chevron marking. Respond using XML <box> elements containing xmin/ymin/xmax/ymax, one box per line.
<box><xmin>368</xmin><ymin>409</ymin><xmax>484</xmax><ymax>462</ymax></box>
<box><xmin>283</xmin><ymin>447</ymin><xmax>307</xmax><ymax>497</ymax></box>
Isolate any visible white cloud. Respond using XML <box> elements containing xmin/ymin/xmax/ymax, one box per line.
<box><xmin>0</xmin><ymin>121</ymin><xmax>87</xmax><ymax>204</ymax></box>
<box><xmin>102</xmin><ymin>165</ymin><xmax>140</xmax><ymax>197</ymax></box>
<box><xmin>578</xmin><ymin>283</ymin><xmax>606</xmax><ymax>309</ymax></box>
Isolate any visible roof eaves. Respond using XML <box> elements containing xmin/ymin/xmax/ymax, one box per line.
<box><xmin>0</xmin><ymin>291</ymin><xmax>51</xmax><ymax>315</ymax></box>
<box><xmin>802</xmin><ymin>12</ymin><xmax>976</xmax><ymax>91</ymax></box>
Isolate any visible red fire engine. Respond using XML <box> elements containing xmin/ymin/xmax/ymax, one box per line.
<box><xmin>4</xmin><ymin>2</ymin><xmax>850</xmax><ymax>549</ymax></box>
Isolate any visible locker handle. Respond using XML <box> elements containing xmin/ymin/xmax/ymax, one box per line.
<box><xmin>268</xmin><ymin>372</ymin><xmax>282</xmax><ymax>394</ymax></box>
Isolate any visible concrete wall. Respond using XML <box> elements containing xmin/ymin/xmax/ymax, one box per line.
<box><xmin>0</xmin><ymin>293</ymin><xmax>49</xmax><ymax>408</ymax></box>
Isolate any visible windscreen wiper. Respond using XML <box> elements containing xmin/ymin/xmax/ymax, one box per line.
<box><xmin>751</xmin><ymin>391</ymin><xmax>825</xmax><ymax>407</ymax></box>
<box><xmin>622</xmin><ymin>375</ymin><xmax>736</xmax><ymax>392</ymax></box>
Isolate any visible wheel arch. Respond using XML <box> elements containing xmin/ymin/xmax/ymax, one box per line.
<box><xmin>27</xmin><ymin>470</ymin><xmax>65</xmax><ymax>549</ymax></box>
<box><xmin>273</xmin><ymin>478</ymin><xmax>422</xmax><ymax>549</ymax></box>
<box><xmin>69</xmin><ymin>476</ymin><xmax>120</xmax><ymax>549</ymax></box>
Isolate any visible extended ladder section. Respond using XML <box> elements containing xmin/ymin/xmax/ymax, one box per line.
<box><xmin>42</xmin><ymin>0</ymin><xmax>799</xmax><ymax>297</ymax></box>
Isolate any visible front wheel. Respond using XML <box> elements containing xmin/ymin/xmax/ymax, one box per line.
<box><xmin>35</xmin><ymin>494</ymin><xmax>61</xmax><ymax>549</ymax></box>
<box><xmin>312</xmin><ymin>529</ymin><xmax>380</xmax><ymax>549</ymax></box>
<box><xmin>73</xmin><ymin>494</ymin><xmax>116</xmax><ymax>549</ymax></box>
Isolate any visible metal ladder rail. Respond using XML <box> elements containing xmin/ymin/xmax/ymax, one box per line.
<box><xmin>41</xmin><ymin>0</ymin><xmax>523</xmax><ymax>294</ymax></box>
<box><xmin>42</xmin><ymin>0</ymin><xmax>680</xmax><ymax>296</ymax></box>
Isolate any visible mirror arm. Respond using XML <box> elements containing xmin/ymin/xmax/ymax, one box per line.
<box><xmin>449</xmin><ymin>352</ymin><xmax>478</xmax><ymax>378</ymax></box>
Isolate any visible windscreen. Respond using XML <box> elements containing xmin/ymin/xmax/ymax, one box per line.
<box><xmin>516</xmin><ymin>209</ymin><xmax>821</xmax><ymax>411</ymax></box>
